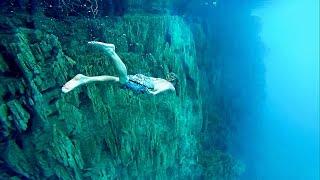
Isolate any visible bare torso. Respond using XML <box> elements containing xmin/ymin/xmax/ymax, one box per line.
<box><xmin>149</xmin><ymin>78</ymin><xmax>175</xmax><ymax>95</ymax></box>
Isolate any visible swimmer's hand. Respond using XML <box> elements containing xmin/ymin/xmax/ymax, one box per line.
<box><xmin>149</xmin><ymin>91</ymin><xmax>157</xmax><ymax>95</ymax></box>
<box><xmin>147</xmin><ymin>89</ymin><xmax>158</xmax><ymax>95</ymax></box>
<box><xmin>147</xmin><ymin>86</ymin><xmax>175</xmax><ymax>95</ymax></box>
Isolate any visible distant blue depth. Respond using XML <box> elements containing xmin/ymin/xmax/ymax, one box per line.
<box><xmin>240</xmin><ymin>0</ymin><xmax>319</xmax><ymax>179</ymax></box>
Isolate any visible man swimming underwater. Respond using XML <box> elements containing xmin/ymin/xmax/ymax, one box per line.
<box><xmin>62</xmin><ymin>41</ymin><xmax>176</xmax><ymax>95</ymax></box>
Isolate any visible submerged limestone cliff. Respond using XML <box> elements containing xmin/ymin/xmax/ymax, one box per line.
<box><xmin>0</xmin><ymin>1</ymin><xmax>251</xmax><ymax>179</ymax></box>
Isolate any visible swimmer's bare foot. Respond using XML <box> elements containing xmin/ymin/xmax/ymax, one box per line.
<box><xmin>62</xmin><ymin>74</ymin><xmax>90</xmax><ymax>93</ymax></box>
<box><xmin>88</xmin><ymin>41</ymin><xmax>115</xmax><ymax>53</ymax></box>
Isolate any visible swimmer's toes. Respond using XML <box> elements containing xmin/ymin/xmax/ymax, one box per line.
<box><xmin>61</xmin><ymin>77</ymin><xmax>83</xmax><ymax>93</ymax></box>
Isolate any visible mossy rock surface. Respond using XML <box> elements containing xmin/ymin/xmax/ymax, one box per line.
<box><xmin>0</xmin><ymin>6</ymin><xmax>248</xmax><ymax>178</ymax></box>
<box><xmin>0</xmin><ymin>14</ymin><xmax>205</xmax><ymax>179</ymax></box>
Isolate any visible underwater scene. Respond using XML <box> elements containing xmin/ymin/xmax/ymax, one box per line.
<box><xmin>0</xmin><ymin>0</ymin><xmax>319</xmax><ymax>179</ymax></box>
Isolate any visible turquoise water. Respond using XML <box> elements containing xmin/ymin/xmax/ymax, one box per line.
<box><xmin>0</xmin><ymin>0</ymin><xmax>318</xmax><ymax>179</ymax></box>
<box><xmin>253</xmin><ymin>1</ymin><xmax>319</xmax><ymax>179</ymax></box>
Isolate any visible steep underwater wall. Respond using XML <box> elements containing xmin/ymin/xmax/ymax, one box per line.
<box><xmin>0</xmin><ymin>13</ymin><xmax>203</xmax><ymax>179</ymax></box>
<box><xmin>0</xmin><ymin>1</ymin><xmax>250</xmax><ymax>179</ymax></box>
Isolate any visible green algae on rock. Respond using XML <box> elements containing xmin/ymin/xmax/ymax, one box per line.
<box><xmin>0</xmin><ymin>14</ymin><xmax>204</xmax><ymax>179</ymax></box>
<box><xmin>0</xmin><ymin>2</ymin><xmax>252</xmax><ymax>179</ymax></box>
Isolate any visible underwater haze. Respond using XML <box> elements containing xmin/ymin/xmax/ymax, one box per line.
<box><xmin>0</xmin><ymin>0</ymin><xmax>319</xmax><ymax>179</ymax></box>
<box><xmin>241</xmin><ymin>0</ymin><xmax>319</xmax><ymax>179</ymax></box>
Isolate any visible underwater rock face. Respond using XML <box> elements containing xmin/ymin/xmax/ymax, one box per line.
<box><xmin>6</xmin><ymin>99</ymin><xmax>30</xmax><ymax>132</ymax></box>
<box><xmin>0</xmin><ymin>1</ymin><xmax>253</xmax><ymax>177</ymax></box>
<box><xmin>0</xmin><ymin>14</ymin><xmax>205</xmax><ymax>179</ymax></box>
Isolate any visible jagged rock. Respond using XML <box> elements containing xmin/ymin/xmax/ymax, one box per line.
<box><xmin>6</xmin><ymin>79</ymin><xmax>26</xmax><ymax>96</ymax></box>
<box><xmin>0</xmin><ymin>104</ymin><xmax>11</xmax><ymax>138</ymax></box>
<box><xmin>0</xmin><ymin>13</ymin><xmax>204</xmax><ymax>179</ymax></box>
<box><xmin>0</xmin><ymin>53</ymin><xmax>9</xmax><ymax>73</ymax></box>
<box><xmin>0</xmin><ymin>7</ymin><xmax>250</xmax><ymax>179</ymax></box>
<box><xmin>45</xmin><ymin>125</ymin><xmax>84</xmax><ymax>180</ymax></box>
<box><xmin>6</xmin><ymin>100</ymin><xmax>30</xmax><ymax>132</ymax></box>
<box><xmin>200</xmin><ymin>150</ymin><xmax>245</xmax><ymax>178</ymax></box>
<box><xmin>1</xmin><ymin>140</ymin><xmax>33</xmax><ymax>178</ymax></box>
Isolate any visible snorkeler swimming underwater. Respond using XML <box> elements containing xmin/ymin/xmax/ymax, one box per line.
<box><xmin>61</xmin><ymin>41</ymin><xmax>176</xmax><ymax>95</ymax></box>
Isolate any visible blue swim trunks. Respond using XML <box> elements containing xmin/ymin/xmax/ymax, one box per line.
<box><xmin>122</xmin><ymin>74</ymin><xmax>154</xmax><ymax>94</ymax></box>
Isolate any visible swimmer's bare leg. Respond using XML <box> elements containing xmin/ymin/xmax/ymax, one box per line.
<box><xmin>62</xmin><ymin>74</ymin><xmax>119</xmax><ymax>93</ymax></box>
<box><xmin>88</xmin><ymin>41</ymin><xmax>115</xmax><ymax>51</ymax></box>
<box><xmin>88</xmin><ymin>41</ymin><xmax>129</xmax><ymax>84</ymax></box>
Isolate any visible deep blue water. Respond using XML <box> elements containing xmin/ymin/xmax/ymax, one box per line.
<box><xmin>237</xmin><ymin>0</ymin><xmax>319</xmax><ymax>179</ymax></box>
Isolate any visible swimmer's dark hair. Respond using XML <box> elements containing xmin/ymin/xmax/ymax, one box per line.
<box><xmin>166</xmin><ymin>72</ymin><xmax>178</xmax><ymax>85</ymax></box>
<box><xmin>166</xmin><ymin>72</ymin><xmax>179</xmax><ymax>96</ymax></box>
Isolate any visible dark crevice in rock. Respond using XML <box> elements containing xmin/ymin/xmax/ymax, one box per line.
<box><xmin>0</xmin><ymin>162</ymin><xmax>25</xmax><ymax>179</ymax></box>
<box><xmin>48</xmin><ymin>97</ymin><xmax>59</xmax><ymax>105</ymax></box>
<box><xmin>50</xmin><ymin>46</ymin><xmax>59</xmax><ymax>58</ymax></box>
<box><xmin>0</xmin><ymin>72</ymin><xmax>22</xmax><ymax>78</ymax></box>
<box><xmin>41</xmin><ymin>86</ymin><xmax>60</xmax><ymax>94</ymax></box>
<box><xmin>47</xmin><ymin>110</ymin><xmax>59</xmax><ymax>118</ymax></box>
<box><xmin>0</xmin><ymin>45</ymin><xmax>23</xmax><ymax>78</ymax></box>
<box><xmin>3</xmin><ymin>92</ymin><xmax>13</xmax><ymax>102</ymax></box>
<box><xmin>13</xmin><ymin>134</ymin><xmax>24</xmax><ymax>150</ymax></box>
<box><xmin>24</xmin><ymin>115</ymin><xmax>33</xmax><ymax>134</ymax></box>
<box><xmin>103</xmin><ymin>140</ymin><xmax>112</xmax><ymax>154</ymax></box>
<box><xmin>78</xmin><ymin>91</ymin><xmax>92</xmax><ymax>107</ymax></box>
<box><xmin>25</xmin><ymin>19</ymin><xmax>35</xmax><ymax>29</ymax></box>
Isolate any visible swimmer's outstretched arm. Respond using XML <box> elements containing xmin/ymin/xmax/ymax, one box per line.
<box><xmin>148</xmin><ymin>83</ymin><xmax>175</xmax><ymax>95</ymax></box>
<box><xmin>148</xmin><ymin>89</ymin><xmax>163</xmax><ymax>95</ymax></box>
<box><xmin>62</xmin><ymin>74</ymin><xmax>119</xmax><ymax>93</ymax></box>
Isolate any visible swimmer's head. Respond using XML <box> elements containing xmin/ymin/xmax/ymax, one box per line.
<box><xmin>166</xmin><ymin>72</ymin><xmax>178</xmax><ymax>84</ymax></box>
<box><xmin>166</xmin><ymin>72</ymin><xmax>179</xmax><ymax>96</ymax></box>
